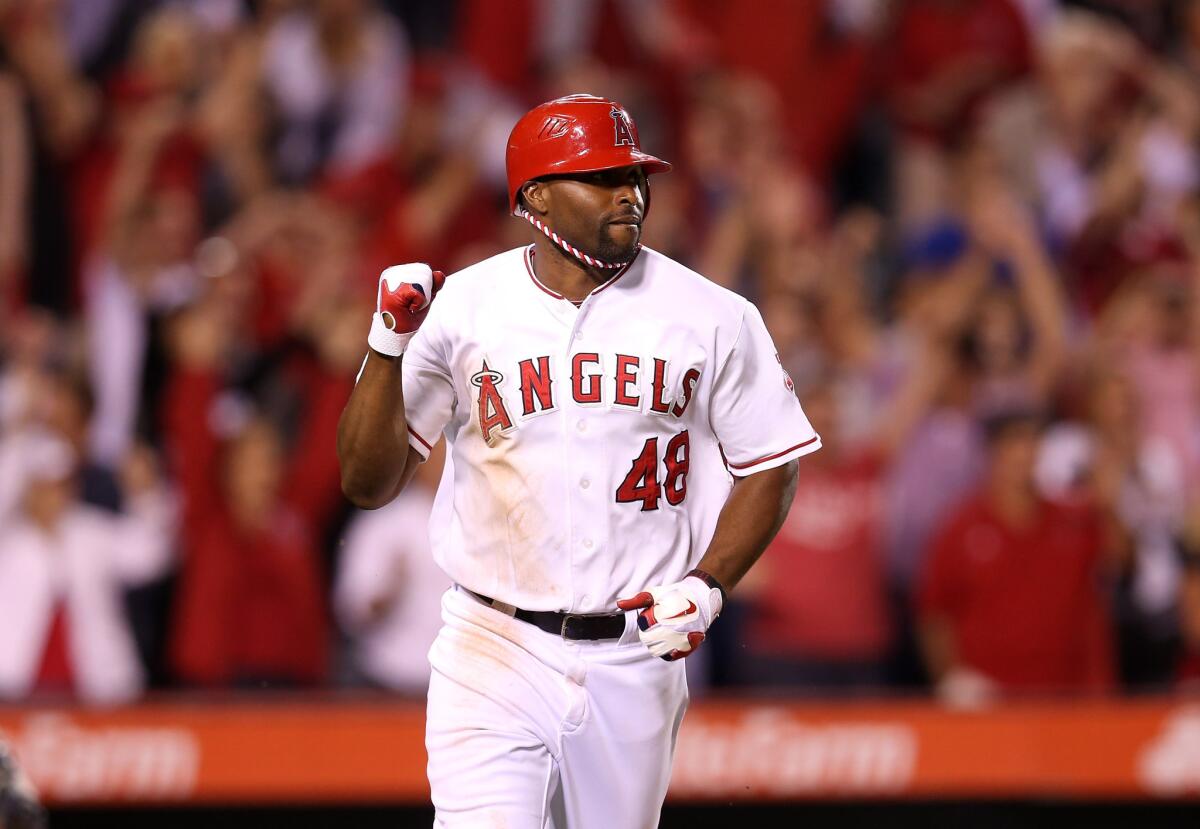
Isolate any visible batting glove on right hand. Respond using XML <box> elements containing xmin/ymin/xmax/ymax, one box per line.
<box><xmin>367</xmin><ymin>263</ymin><xmax>445</xmax><ymax>357</ymax></box>
<box><xmin>617</xmin><ymin>571</ymin><xmax>724</xmax><ymax>661</ymax></box>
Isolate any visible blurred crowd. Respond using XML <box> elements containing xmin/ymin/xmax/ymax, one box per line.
<box><xmin>2</xmin><ymin>0</ymin><xmax>1200</xmax><ymax>705</ymax></box>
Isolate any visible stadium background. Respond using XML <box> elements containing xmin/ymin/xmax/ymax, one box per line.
<box><xmin>1</xmin><ymin>0</ymin><xmax>1200</xmax><ymax>825</ymax></box>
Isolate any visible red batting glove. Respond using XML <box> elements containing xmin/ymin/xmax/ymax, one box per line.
<box><xmin>367</xmin><ymin>263</ymin><xmax>446</xmax><ymax>357</ymax></box>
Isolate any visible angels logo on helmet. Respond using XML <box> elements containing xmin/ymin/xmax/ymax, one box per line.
<box><xmin>504</xmin><ymin>93</ymin><xmax>671</xmax><ymax>216</ymax></box>
<box><xmin>611</xmin><ymin>107</ymin><xmax>635</xmax><ymax>147</ymax></box>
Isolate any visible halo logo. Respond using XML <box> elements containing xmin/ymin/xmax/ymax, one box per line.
<box><xmin>472</xmin><ymin>361</ymin><xmax>513</xmax><ymax>444</ymax></box>
<box><xmin>470</xmin><ymin>365</ymin><xmax>505</xmax><ymax>388</ymax></box>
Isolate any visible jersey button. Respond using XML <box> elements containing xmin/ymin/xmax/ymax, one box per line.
<box><xmin>576</xmin><ymin>420</ymin><xmax>587</xmax><ymax>433</ymax></box>
<box><xmin>580</xmin><ymin>478</ymin><xmax>590</xmax><ymax>489</ymax></box>
<box><xmin>582</xmin><ymin>538</ymin><xmax>594</xmax><ymax>549</ymax></box>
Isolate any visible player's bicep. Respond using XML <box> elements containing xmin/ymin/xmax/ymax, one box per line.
<box><xmin>401</xmin><ymin>326</ymin><xmax>455</xmax><ymax>460</ymax></box>
<box><xmin>710</xmin><ymin>304</ymin><xmax>821</xmax><ymax>477</ymax></box>
<box><xmin>355</xmin><ymin>444</ymin><xmax>427</xmax><ymax>507</ymax></box>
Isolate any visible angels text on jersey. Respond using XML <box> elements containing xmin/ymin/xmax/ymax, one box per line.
<box><xmin>471</xmin><ymin>353</ymin><xmax>700</xmax><ymax>444</ymax></box>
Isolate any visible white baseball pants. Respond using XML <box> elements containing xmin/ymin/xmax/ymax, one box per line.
<box><xmin>426</xmin><ymin>586</ymin><xmax>688</xmax><ymax>828</ymax></box>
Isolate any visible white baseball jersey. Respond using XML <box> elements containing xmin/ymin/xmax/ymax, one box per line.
<box><xmin>401</xmin><ymin>245</ymin><xmax>820</xmax><ymax>614</ymax></box>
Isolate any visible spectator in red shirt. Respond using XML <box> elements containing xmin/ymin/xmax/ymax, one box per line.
<box><xmin>884</xmin><ymin>0</ymin><xmax>1033</xmax><ymax>146</ymax></box>
<box><xmin>675</xmin><ymin>0</ymin><xmax>871</xmax><ymax>175</ymax></box>
<box><xmin>918</xmin><ymin>410</ymin><xmax>1120</xmax><ymax>705</ymax></box>
<box><xmin>163</xmin><ymin>298</ymin><xmax>350</xmax><ymax>688</ymax></box>
<box><xmin>736</xmin><ymin>330</ymin><xmax>950</xmax><ymax>692</ymax></box>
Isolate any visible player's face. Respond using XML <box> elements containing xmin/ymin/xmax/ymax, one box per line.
<box><xmin>541</xmin><ymin>166</ymin><xmax>647</xmax><ymax>264</ymax></box>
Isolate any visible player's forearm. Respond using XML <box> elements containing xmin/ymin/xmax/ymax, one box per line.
<box><xmin>337</xmin><ymin>351</ymin><xmax>411</xmax><ymax>509</ymax></box>
<box><xmin>694</xmin><ymin>460</ymin><xmax>798</xmax><ymax>592</ymax></box>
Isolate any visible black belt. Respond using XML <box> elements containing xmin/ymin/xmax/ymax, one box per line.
<box><xmin>463</xmin><ymin>588</ymin><xmax>627</xmax><ymax>640</ymax></box>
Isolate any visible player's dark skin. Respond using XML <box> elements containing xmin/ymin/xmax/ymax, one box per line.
<box><xmin>521</xmin><ymin>164</ymin><xmax>647</xmax><ymax>299</ymax></box>
<box><xmin>338</xmin><ymin>165</ymin><xmax>799</xmax><ymax>592</ymax></box>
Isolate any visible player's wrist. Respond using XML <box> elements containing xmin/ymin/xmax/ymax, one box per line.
<box><xmin>686</xmin><ymin>568</ymin><xmax>727</xmax><ymax>603</ymax></box>
<box><xmin>682</xmin><ymin>571</ymin><xmax>724</xmax><ymax>625</ymax></box>
<box><xmin>367</xmin><ymin>311</ymin><xmax>417</xmax><ymax>357</ymax></box>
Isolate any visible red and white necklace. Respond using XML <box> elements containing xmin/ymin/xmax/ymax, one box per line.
<box><xmin>519</xmin><ymin>209</ymin><xmax>639</xmax><ymax>271</ymax></box>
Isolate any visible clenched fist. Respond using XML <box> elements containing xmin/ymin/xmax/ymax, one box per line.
<box><xmin>617</xmin><ymin>571</ymin><xmax>725</xmax><ymax>661</ymax></box>
<box><xmin>367</xmin><ymin>263</ymin><xmax>446</xmax><ymax>357</ymax></box>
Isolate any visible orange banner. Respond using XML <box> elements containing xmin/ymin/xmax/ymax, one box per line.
<box><xmin>1</xmin><ymin>696</ymin><xmax>1199</xmax><ymax>805</ymax></box>
<box><xmin>670</xmin><ymin>699</ymin><xmax>1200</xmax><ymax>800</ymax></box>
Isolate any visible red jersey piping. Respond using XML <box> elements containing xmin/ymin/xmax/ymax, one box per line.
<box><xmin>725</xmin><ymin>436</ymin><xmax>820</xmax><ymax>470</ymax></box>
<box><xmin>523</xmin><ymin>246</ymin><xmax>634</xmax><ymax>304</ymax></box>
<box><xmin>407</xmin><ymin>425</ymin><xmax>433</xmax><ymax>452</ymax></box>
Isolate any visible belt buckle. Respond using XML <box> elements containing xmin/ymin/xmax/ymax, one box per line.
<box><xmin>560</xmin><ymin>614</ymin><xmax>578</xmax><ymax>639</ymax></box>
<box><xmin>560</xmin><ymin>612</ymin><xmax>602</xmax><ymax>640</ymax></box>
<box><xmin>560</xmin><ymin>611</ymin><xmax>619</xmax><ymax>640</ymax></box>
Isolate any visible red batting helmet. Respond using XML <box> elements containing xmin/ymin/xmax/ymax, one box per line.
<box><xmin>505</xmin><ymin>94</ymin><xmax>672</xmax><ymax>215</ymax></box>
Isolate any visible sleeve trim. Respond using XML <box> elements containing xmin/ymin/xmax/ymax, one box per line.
<box><xmin>725</xmin><ymin>436</ymin><xmax>820</xmax><ymax>470</ymax></box>
<box><xmin>407</xmin><ymin>425</ymin><xmax>433</xmax><ymax>456</ymax></box>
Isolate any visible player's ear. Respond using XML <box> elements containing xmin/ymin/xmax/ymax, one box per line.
<box><xmin>523</xmin><ymin>180</ymin><xmax>550</xmax><ymax>215</ymax></box>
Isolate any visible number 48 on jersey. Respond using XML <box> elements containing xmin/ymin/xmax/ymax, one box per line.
<box><xmin>616</xmin><ymin>430</ymin><xmax>690</xmax><ymax>511</ymax></box>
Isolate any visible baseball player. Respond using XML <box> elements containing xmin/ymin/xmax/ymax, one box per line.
<box><xmin>338</xmin><ymin>94</ymin><xmax>821</xmax><ymax>828</ymax></box>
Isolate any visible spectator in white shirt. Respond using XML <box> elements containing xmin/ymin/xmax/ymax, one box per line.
<box><xmin>334</xmin><ymin>441</ymin><xmax>447</xmax><ymax>695</ymax></box>
<box><xmin>260</xmin><ymin>0</ymin><xmax>411</xmax><ymax>183</ymax></box>
<box><xmin>0</xmin><ymin>432</ymin><xmax>176</xmax><ymax>704</ymax></box>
